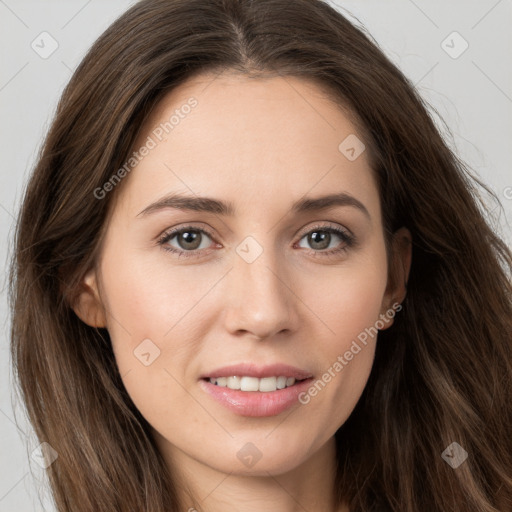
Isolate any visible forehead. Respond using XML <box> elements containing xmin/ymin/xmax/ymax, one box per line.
<box><xmin>115</xmin><ymin>72</ymin><xmax>380</xmax><ymax>222</ymax></box>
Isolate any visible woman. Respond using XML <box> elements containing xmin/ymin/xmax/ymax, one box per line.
<box><xmin>9</xmin><ymin>0</ymin><xmax>512</xmax><ymax>511</ymax></box>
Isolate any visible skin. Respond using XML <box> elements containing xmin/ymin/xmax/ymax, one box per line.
<box><xmin>73</xmin><ymin>71</ymin><xmax>412</xmax><ymax>512</ymax></box>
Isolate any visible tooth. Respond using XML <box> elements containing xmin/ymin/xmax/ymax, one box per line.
<box><xmin>227</xmin><ymin>376</ymin><xmax>241</xmax><ymax>390</ymax></box>
<box><xmin>276</xmin><ymin>376</ymin><xmax>287</xmax><ymax>389</ymax></box>
<box><xmin>259</xmin><ymin>376</ymin><xmax>277</xmax><ymax>392</ymax></box>
<box><xmin>240</xmin><ymin>376</ymin><xmax>260</xmax><ymax>391</ymax></box>
<box><xmin>209</xmin><ymin>375</ymin><xmax>300</xmax><ymax>391</ymax></box>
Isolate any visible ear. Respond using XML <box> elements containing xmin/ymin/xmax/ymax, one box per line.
<box><xmin>379</xmin><ymin>226</ymin><xmax>412</xmax><ymax>329</ymax></box>
<box><xmin>71</xmin><ymin>268</ymin><xmax>107</xmax><ymax>328</ymax></box>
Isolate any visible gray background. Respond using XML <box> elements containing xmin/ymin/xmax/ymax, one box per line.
<box><xmin>1</xmin><ymin>0</ymin><xmax>511</xmax><ymax>510</ymax></box>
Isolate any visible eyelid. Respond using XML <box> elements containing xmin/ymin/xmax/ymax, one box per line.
<box><xmin>156</xmin><ymin>222</ymin><xmax>215</xmax><ymax>242</ymax></box>
<box><xmin>296</xmin><ymin>221</ymin><xmax>353</xmax><ymax>238</ymax></box>
<box><xmin>158</xmin><ymin>221</ymin><xmax>353</xmax><ymax>241</ymax></box>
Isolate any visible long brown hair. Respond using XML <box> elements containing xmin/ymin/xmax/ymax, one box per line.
<box><xmin>9</xmin><ymin>0</ymin><xmax>512</xmax><ymax>510</ymax></box>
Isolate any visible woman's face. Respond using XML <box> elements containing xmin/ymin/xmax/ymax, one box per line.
<box><xmin>77</xmin><ymin>72</ymin><xmax>409</xmax><ymax>477</ymax></box>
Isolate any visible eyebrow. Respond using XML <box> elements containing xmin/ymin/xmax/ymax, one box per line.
<box><xmin>136</xmin><ymin>191</ymin><xmax>371</xmax><ymax>220</ymax></box>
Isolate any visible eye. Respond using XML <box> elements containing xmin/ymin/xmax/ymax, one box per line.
<box><xmin>158</xmin><ymin>225</ymin><xmax>216</xmax><ymax>258</ymax></box>
<box><xmin>296</xmin><ymin>224</ymin><xmax>355</xmax><ymax>257</ymax></box>
<box><xmin>157</xmin><ymin>222</ymin><xmax>356</xmax><ymax>259</ymax></box>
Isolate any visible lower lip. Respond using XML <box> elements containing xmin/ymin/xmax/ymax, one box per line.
<box><xmin>199</xmin><ymin>377</ymin><xmax>314</xmax><ymax>417</ymax></box>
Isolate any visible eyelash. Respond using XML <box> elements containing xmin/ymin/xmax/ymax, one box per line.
<box><xmin>157</xmin><ymin>223</ymin><xmax>356</xmax><ymax>260</ymax></box>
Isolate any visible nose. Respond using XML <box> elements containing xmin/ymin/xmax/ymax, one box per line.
<box><xmin>223</xmin><ymin>242</ymin><xmax>299</xmax><ymax>341</ymax></box>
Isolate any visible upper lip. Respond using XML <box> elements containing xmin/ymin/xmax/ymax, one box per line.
<box><xmin>201</xmin><ymin>363</ymin><xmax>313</xmax><ymax>380</ymax></box>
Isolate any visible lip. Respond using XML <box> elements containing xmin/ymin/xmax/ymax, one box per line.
<box><xmin>200</xmin><ymin>363</ymin><xmax>313</xmax><ymax>380</ymax></box>
<box><xmin>199</xmin><ymin>377</ymin><xmax>314</xmax><ymax>417</ymax></box>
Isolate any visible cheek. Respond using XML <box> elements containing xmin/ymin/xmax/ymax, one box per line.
<box><xmin>309</xmin><ymin>248</ymin><xmax>388</xmax><ymax>349</ymax></box>
<box><xmin>99</xmin><ymin>257</ymin><xmax>193</xmax><ymax>428</ymax></box>
<box><xmin>100</xmin><ymin>249</ymin><xmax>201</xmax><ymax>341</ymax></box>
<box><xmin>97</xmin><ymin>251</ymin><xmax>177</xmax><ymax>372</ymax></box>
<box><xmin>98</xmin><ymin>250</ymin><xmax>212</xmax><ymax>407</ymax></box>
<box><xmin>297</xmin><ymin>247</ymin><xmax>388</xmax><ymax>422</ymax></box>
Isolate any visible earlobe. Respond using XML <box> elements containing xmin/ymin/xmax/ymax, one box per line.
<box><xmin>380</xmin><ymin>227</ymin><xmax>412</xmax><ymax>329</ymax></box>
<box><xmin>71</xmin><ymin>269</ymin><xmax>107</xmax><ymax>328</ymax></box>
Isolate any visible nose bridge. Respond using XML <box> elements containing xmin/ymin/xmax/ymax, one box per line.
<box><xmin>223</xmin><ymin>234</ymin><xmax>296</xmax><ymax>339</ymax></box>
